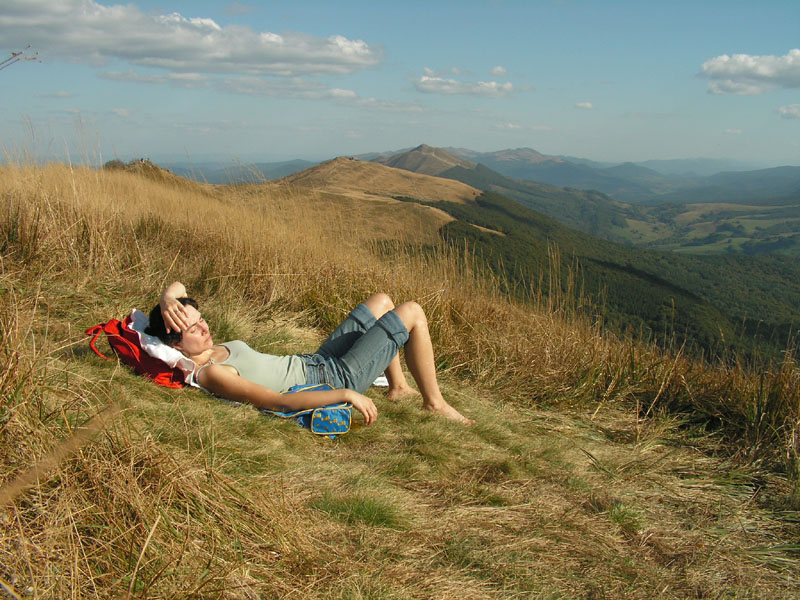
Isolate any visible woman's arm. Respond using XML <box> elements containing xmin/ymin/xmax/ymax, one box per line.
<box><xmin>198</xmin><ymin>364</ymin><xmax>378</xmax><ymax>425</ymax></box>
<box><xmin>160</xmin><ymin>281</ymin><xmax>189</xmax><ymax>333</ymax></box>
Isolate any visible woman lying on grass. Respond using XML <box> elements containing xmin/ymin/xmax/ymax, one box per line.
<box><xmin>146</xmin><ymin>282</ymin><xmax>474</xmax><ymax>426</ymax></box>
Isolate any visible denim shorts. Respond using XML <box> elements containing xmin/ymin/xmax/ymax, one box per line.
<box><xmin>300</xmin><ymin>304</ymin><xmax>409</xmax><ymax>394</ymax></box>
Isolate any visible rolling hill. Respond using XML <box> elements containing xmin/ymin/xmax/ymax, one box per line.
<box><xmin>276</xmin><ymin>155</ymin><xmax>480</xmax><ymax>205</ymax></box>
<box><xmin>378</xmin><ymin>146</ymin><xmax>800</xmax><ymax>256</ymax></box>
<box><xmin>104</xmin><ymin>155</ymin><xmax>800</xmax><ymax>356</ymax></box>
<box><xmin>5</xmin><ymin>160</ymin><xmax>800</xmax><ymax>598</ymax></box>
<box><xmin>396</xmin><ymin>190</ymin><xmax>800</xmax><ymax>360</ymax></box>
<box><xmin>278</xmin><ymin>155</ymin><xmax>800</xmax><ymax>360</ymax></box>
<box><xmin>375</xmin><ymin>143</ymin><xmax>475</xmax><ymax>175</ymax></box>
<box><xmin>373</xmin><ymin>145</ymin><xmax>639</xmax><ymax>243</ymax></box>
<box><xmin>649</xmin><ymin>166</ymin><xmax>800</xmax><ymax>205</ymax></box>
<box><xmin>445</xmin><ymin>146</ymin><xmax>664</xmax><ymax>202</ymax></box>
<box><xmin>444</xmin><ymin>147</ymin><xmax>800</xmax><ymax>206</ymax></box>
<box><xmin>167</xmin><ymin>159</ymin><xmax>318</xmax><ymax>184</ymax></box>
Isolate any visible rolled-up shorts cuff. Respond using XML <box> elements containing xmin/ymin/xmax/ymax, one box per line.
<box><xmin>345</xmin><ymin>303</ymin><xmax>378</xmax><ymax>331</ymax></box>
<box><xmin>338</xmin><ymin>310</ymin><xmax>409</xmax><ymax>393</ymax></box>
<box><xmin>373</xmin><ymin>310</ymin><xmax>409</xmax><ymax>345</ymax></box>
<box><xmin>315</xmin><ymin>303</ymin><xmax>376</xmax><ymax>360</ymax></box>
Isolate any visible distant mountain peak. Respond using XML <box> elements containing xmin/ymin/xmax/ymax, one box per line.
<box><xmin>373</xmin><ymin>144</ymin><xmax>475</xmax><ymax>176</ymax></box>
<box><xmin>490</xmin><ymin>148</ymin><xmax>563</xmax><ymax>164</ymax></box>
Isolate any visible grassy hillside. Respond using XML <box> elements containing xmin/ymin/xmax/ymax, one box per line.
<box><xmin>373</xmin><ymin>146</ymin><xmax>638</xmax><ymax>244</ymax></box>
<box><xmin>1</xmin><ymin>163</ymin><xmax>799</xmax><ymax>598</ymax></box>
<box><xmin>278</xmin><ymin>156</ymin><xmax>480</xmax><ymax>205</ymax></box>
<box><xmin>397</xmin><ymin>191</ymin><xmax>800</xmax><ymax>362</ymax></box>
<box><xmin>434</xmin><ymin>147</ymin><xmax>800</xmax><ymax>255</ymax></box>
<box><xmin>158</xmin><ymin>149</ymin><xmax>800</xmax><ymax>259</ymax></box>
<box><xmin>375</xmin><ymin>143</ymin><xmax>475</xmax><ymax>176</ymax></box>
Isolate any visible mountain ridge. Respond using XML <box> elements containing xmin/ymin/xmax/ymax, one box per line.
<box><xmin>274</xmin><ymin>155</ymin><xmax>481</xmax><ymax>205</ymax></box>
<box><xmin>374</xmin><ymin>144</ymin><xmax>475</xmax><ymax>175</ymax></box>
<box><xmin>444</xmin><ymin>148</ymin><xmax>800</xmax><ymax>204</ymax></box>
<box><xmin>370</xmin><ymin>145</ymin><xmax>637</xmax><ymax>243</ymax></box>
<box><xmin>267</xmin><ymin>151</ymin><xmax>800</xmax><ymax>359</ymax></box>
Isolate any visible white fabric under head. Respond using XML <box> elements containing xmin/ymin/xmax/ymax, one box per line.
<box><xmin>129</xmin><ymin>308</ymin><xmax>199</xmax><ymax>387</ymax></box>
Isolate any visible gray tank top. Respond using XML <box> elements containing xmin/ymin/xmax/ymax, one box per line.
<box><xmin>204</xmin><ymin>340</ymin><xmax>306</xmax><ymax>392</ymax></box>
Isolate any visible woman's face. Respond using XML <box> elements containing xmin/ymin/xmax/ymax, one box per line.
<box><xmin>175</xmin><ymin>304</ymin><xmax>213</xmax><ymax>355</ymax></box>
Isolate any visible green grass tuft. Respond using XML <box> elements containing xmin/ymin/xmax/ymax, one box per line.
<box><xmin>312</xmin><ymin>492</ymin><xmax>405</xmax><ymax>528</ymax></box>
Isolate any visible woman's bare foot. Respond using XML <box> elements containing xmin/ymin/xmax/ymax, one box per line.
<box><xmin>424</xmin><ymin>401</ymin><xmax>475</xmax><ymax>425</ymax></box>
<box><xmin>386</xmin><ymin>385</ymin><xmax>419</xmax><ymax>402</ymax></box>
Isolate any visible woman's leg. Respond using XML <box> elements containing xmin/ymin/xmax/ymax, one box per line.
<box><xmin>392</xmin><ymin>301</ymin><xmax>474</xmax><ymax>424</ymax></box>
<box><xmin>322</xmin><ymin>296</ymin><xmax>472</xmax><ymax>424</ymax></box>
<box><xmin>362</xmin><ymin>294</ymin><xmax>417</xmax><ymax>401</ymax></box>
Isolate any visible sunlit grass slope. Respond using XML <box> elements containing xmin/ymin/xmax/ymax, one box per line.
<box><xmin>1</xmin><ymin>162</ymin><xmax>798</xmax><ymax>598</ymax></box>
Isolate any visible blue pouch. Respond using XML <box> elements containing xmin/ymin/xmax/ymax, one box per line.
<box><xmin>260</xmin><ymin>383</ymin><xmax>352</xmax><ymax>439</ymax></box>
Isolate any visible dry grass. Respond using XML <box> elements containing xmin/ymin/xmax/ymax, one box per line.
<box><xmin>277</xmin><ymin>156</ymin><xmax>481</xmax><ymax>204</ymax></box>
<box><xmin>1</xmin><ymin>162</ymin><xmax>799</xmax><ymax>598</ymax></box>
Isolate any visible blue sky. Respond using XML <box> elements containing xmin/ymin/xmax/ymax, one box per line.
<box><xmin>1</xmin><ymin>0</ymin><xmax>799</xmax><ymax>165</ymax></box>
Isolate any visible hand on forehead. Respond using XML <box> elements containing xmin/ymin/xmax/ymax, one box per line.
<box><xmin>182</xmin><ymin>305</ymin><xmax>203</xmax><ymax>330</ymax></box>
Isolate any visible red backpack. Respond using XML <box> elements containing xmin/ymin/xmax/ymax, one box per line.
<box><xmin>86</xmin><ymin>314</ymin><xmax>186</xmax><ymax>388</ymax></box>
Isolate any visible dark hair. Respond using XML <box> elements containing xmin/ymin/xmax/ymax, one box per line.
<box><xmin>144</xmin><ymin>297</ymin><xmax>199</xmax><ymax>346</ymax></box>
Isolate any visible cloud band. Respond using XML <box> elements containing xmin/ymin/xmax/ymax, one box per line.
<box><xmin>0</xmin><ymin>0</ymin><xmax>382</xmax><ymax>76</ymax></box>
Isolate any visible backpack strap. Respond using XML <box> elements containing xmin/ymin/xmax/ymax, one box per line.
<box><xmin>85</xmin><ymin>317</ymin><xmax>186</xmax><ymax>388</ymax></box>
<box><xmin>85</xmin><ymin>323</ymin><xmax>111</xmax><ymax>360</ymax></box>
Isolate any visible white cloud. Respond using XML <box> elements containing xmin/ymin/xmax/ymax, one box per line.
<box><xmin>779</xmin><ymin>104</ymin><xmax>800</xmax><ymax>119</ymax></box>
<box><xmin>724</xmin><ymin>128</ymin><xmax>742</xmax><ymax>135</ymax></box>
<box><xmin>111</xmin><ymin>108</ymin><xmax>132</xmax><ymax>118</ymax></box>
<box><xmin>415</xmin><ymin>74</ymin><xmax>514</xmax><ymax>97</ymax></box>
<box><xmin>102</xmin><ymin>68</ymin><xmax>422</xmax><ymax>112</ymax></box>
<box><xmin>490</xmin><ymin>66</ymin><xmax>507</xmax><ymax>77</ymax></box>
<box><xmin>574</xmin><ymin>102</ymin><xmax>595</xmax><ymax>110</ymax></box>
<box><xmin>496</xmin><ymin>122</ymin><xmax>521</xmax><ymax>130</ymax></box>
<box><xmin>701</xmin><ymin>49</ymin><xmax>800</xmax><ymax>95</ymax></box>
<box><xmin>423</xmin><ymin>66</ymin><xmax>470</xmax><ymax>77</ymax></box>
<box><xmin>328</xmin><ymin>88</ymin><xmax>358</xmax><ymax>100</ymax></box>
<box><xmin>0</xmin><ymin>0</ymin><xmax>381</xmax><ymax>76</ymax></box>
<box><xmin>707</xmin><ymin>80</ymin><xmax>765</xmax><ymax>96</ymax></box>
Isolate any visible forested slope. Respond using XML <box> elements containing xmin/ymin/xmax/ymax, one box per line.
<box><xmin>399</xmin><ymin>191</ymin><xmax>800</xmax><ymax>360</ymax></box>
